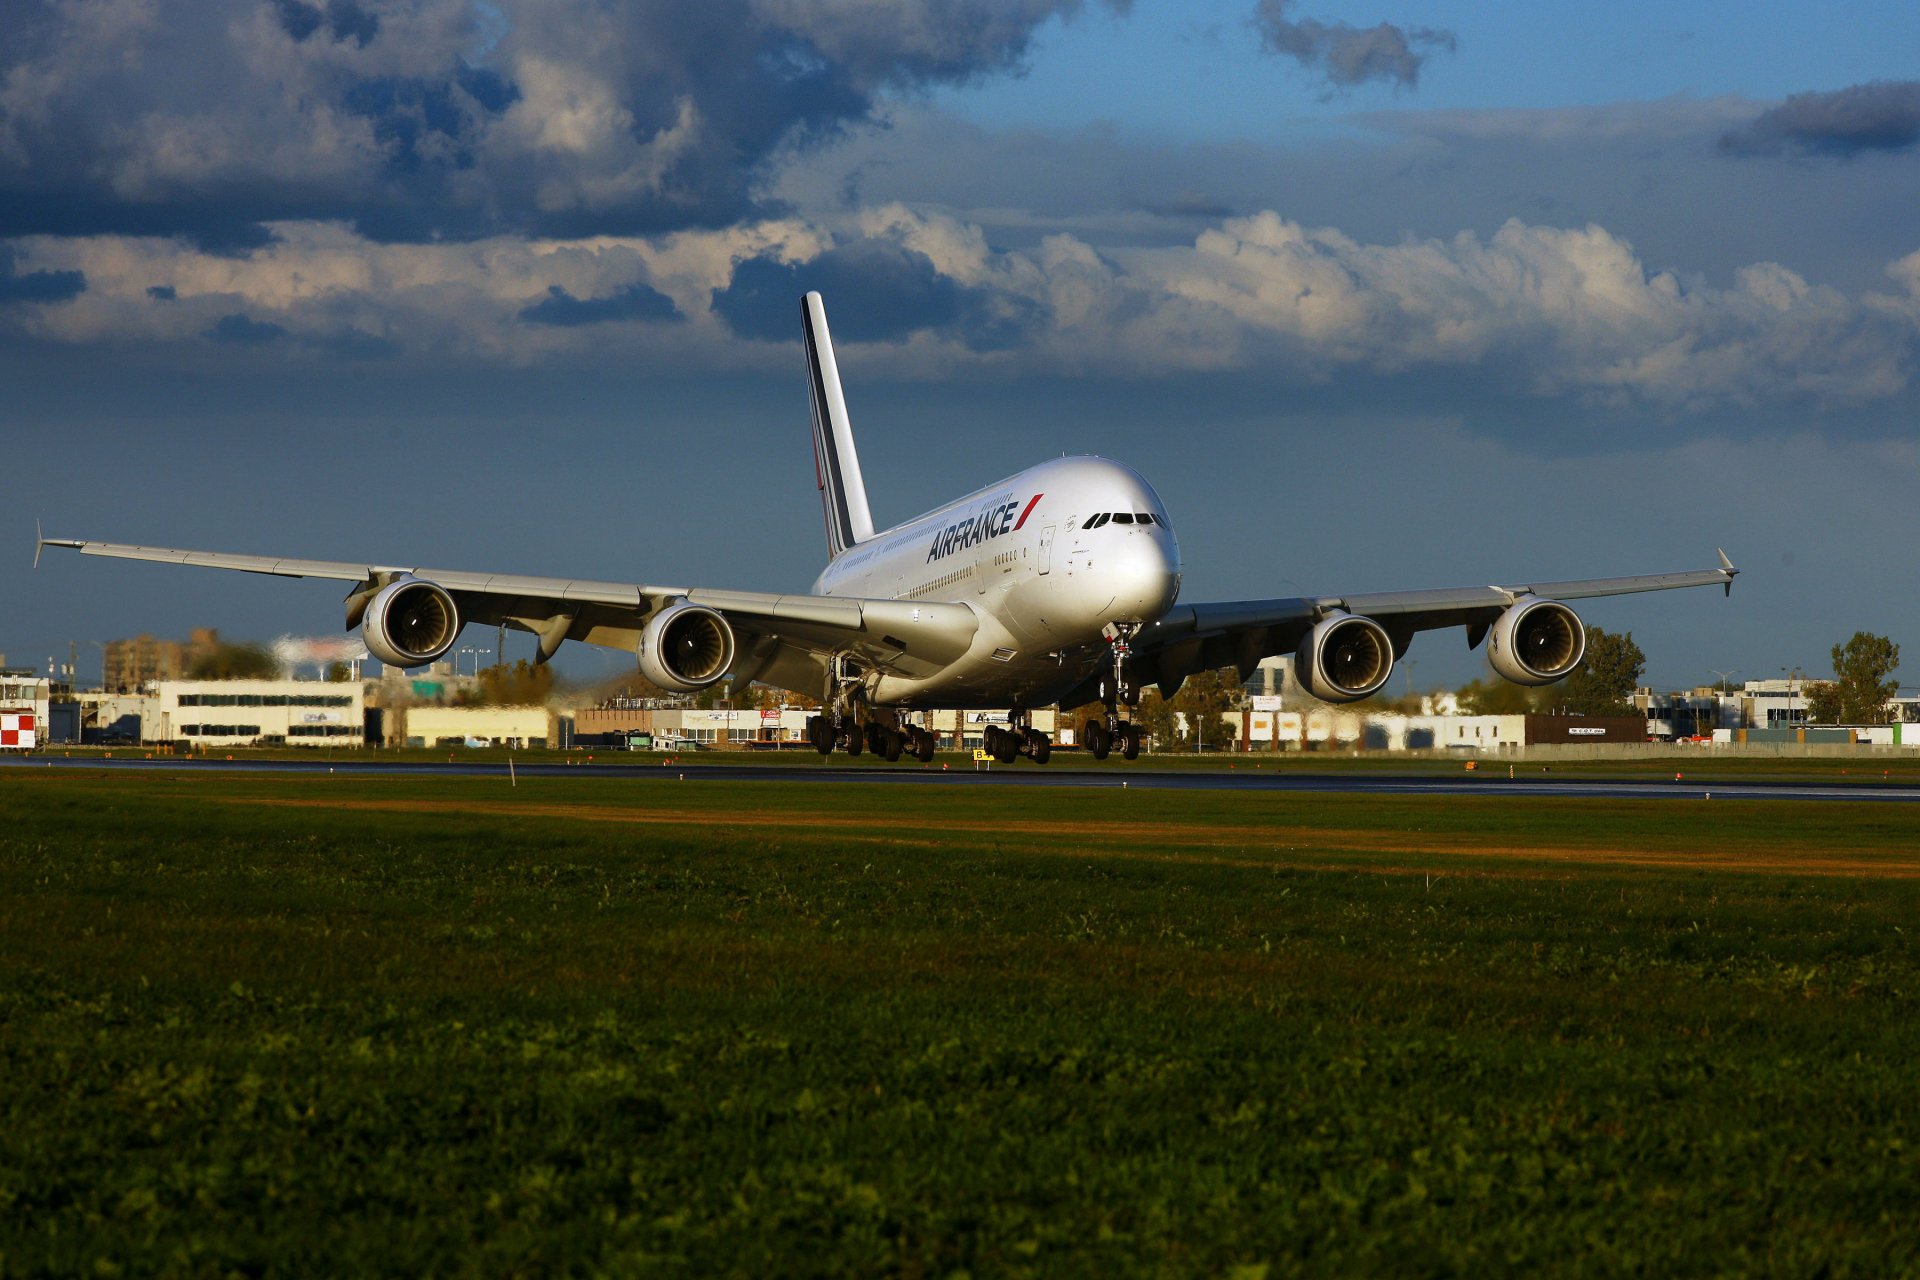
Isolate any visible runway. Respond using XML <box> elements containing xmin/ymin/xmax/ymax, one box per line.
<box><xmin>8</xmin><ymin>753</ymin><xmax>1920</xmax><ymax>803</ymax></box>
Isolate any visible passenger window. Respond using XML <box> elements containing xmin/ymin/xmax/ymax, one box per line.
<box><xmin>1111</xmin><ymin>512</ymin><xmax>1135</xmax><ymax>524</ymax></box>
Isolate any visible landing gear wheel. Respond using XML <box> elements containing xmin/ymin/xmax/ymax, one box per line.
<box><xmin>1121</xmin><ymin>723</ymin><xmax>1141</xmax><ymax>761</ymax></box>
<box><xmin>807</xmin><ymin>716</ymin><xmax>834</xmax><ymax>755</ymax></box>
<box><xmin>993</xmin><ymin>726</ymin><xmax>1020</xmax><ymax>764</ymax></box>
<box><xmin>881</xmin><ymin>729</ymin><xmax>904</xmax><ymax>762</ymax></box>
<box><xmin>1028</xmin><ymin>730</ymin><xmax>1051</xmax><ymax>765</ymax></box>
<box><xmin>866</xmin><ymin>722</ymin><xmax>888</xmax><ymax>756</ymax></box>
<box><xmin>843</xmin><ymin>724</ymin><xmax>863</xmax><ymax>756</ymax></box>
<box><xmin>913</xmin><ymin>727</ymin><xmax>936</xmax><ymax>762</ymax></box>
<box><xmin>1085</xmin><ymin>720</ymin><xmax>1112</xmax><ymax>761</ymax></box>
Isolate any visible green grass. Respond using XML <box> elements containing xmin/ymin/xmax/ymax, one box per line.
<box><xmin>3</xmin><ymin>772</ymin><xmax>1919</xmax><ymax>1276</ymax></box>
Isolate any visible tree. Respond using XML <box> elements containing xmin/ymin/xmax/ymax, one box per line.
<box><xmin>1455</xmin><ymin>677</ymin><xmax>1547</xmax><ymax>716</ymax></box>
<box><xmin>1824</xmin><ymin>632</ymin><xmax>1900</xmax><ymax>724</ymax></box>
<box><xmin>1803</xmin><ymin>680</ymin><xmax>1841</xmax><ymax>725</ymax></box>
<box><xmin>1136</xmin><ymin>690</ymin><xmax>1178</xmax><ymax>752</ymax></box>
<box><xmin>187</xmin><ymin>643</ymin><xmax>278</xmax><ymax>680</ymax></box>
<box><xmin>1172</xmin><ymin>666</ymin><xmax>1239</xmax><ymax>750</ymax></box>
<box><xmin>474</xmin><ymin>659</ymin><xmax>554</xmax><ymax>706</ymax></box>
<box><xmin>1560</xmin><ymin>627</ymin><xmax>1645</xmax><ymax>717</ymax></box>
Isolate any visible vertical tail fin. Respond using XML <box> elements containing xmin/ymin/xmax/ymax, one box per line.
<box><xmin>801</xmin><ymin>292</ymin><xmax>874</xmax><ymax>560</ymax></box>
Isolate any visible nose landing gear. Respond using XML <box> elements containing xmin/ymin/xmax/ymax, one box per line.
<box><xmin>1085</xmin><ymin>621</ymin><xmax>1145</xmax><ymax>760</ymax></box>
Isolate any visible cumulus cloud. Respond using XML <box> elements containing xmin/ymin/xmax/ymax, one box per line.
<box><xmin>11</xmin><ymin>209</ymin><xmax>1917</xmax><ymax>413</ymax></box>
<box><xmin>1251</xmin><ymin>0</ymin><xmax>1454</xmax><ymax>90</ymax></box>
<box><xmin>0</xmin><ymin>0</ymin><xmax>1115</xmax><ymax>249</ymax></box>
<box><xmin>1720</xmin><ymin>81</ymin><xmax>1920</xmax><ymax>157</ymax></box>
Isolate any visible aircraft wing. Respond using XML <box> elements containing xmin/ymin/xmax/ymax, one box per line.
<box><xmin>1128</xmin><ymin>553</ymin><xmax>1738</xmax><ymax>696</ymax></box>
<box><xmin>36</xmin><ymin>536</ymin><xmax>980</xmax><ymax>680</ymax></box>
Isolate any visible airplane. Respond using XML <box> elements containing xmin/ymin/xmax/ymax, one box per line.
<box><xmin>40</xmin><ymin>292</ymin><xmax>1737</xmax><ymax>764</ymax></box>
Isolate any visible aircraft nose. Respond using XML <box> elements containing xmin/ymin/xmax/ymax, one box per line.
<box><xmin>1115</xmin><ymin>528</ymin><xmax>1180</xmax><ymax>620</ymax></box>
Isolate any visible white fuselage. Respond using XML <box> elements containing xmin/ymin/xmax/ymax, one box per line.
<box><xmin>810</xmin><ymin>455</ymin><xmax>1182</xmax><ymax>708</ymax></box>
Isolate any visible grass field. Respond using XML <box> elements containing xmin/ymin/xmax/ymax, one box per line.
<box><xmin>3</xmin><ymin>770</ymin><xmax>1919</xmax><ymax>1276</ymax></box>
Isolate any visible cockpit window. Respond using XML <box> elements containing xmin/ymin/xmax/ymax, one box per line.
<box><xmin>1084</xmin><ymin>512</ymin><xmax>1111</xmax><ymax>529</ymax></box>
<box><xmin>1111</xmin><ymin>512</ymin><xmax>1135</xmax><ymax>524</ymax></box>
<box><xmin>1135</xmin><ymin>513</ymin><xmax>1154</xmax><ymax>524</ymax></box>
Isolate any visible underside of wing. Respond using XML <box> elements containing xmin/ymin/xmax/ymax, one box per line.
<box><xmin>39</xmin><ymin>536</ymin><xmax>979</xmax><ymax>692</ymax></box>
<box><xmin>1124</xmin><ymin>555</ymin><xmax>1737</xmax><ymax>700</ymax></box>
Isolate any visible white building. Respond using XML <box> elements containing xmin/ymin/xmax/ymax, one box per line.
<box><xmin>154</xmin><ymin>679</ymin><xmax>365</xmax><ymax>748</ymax></box>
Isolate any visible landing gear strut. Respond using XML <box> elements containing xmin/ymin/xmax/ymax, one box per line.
<box><xmin>1086</xmin><ymin>622</ymin><xmax>1144</xmax><ymax>761</ymax></box>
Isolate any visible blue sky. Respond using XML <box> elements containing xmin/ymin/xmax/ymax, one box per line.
<box><xmin>5</xmin><ymin>0</ymin><xmax>1918</xmax><ymax>694</ymax></box>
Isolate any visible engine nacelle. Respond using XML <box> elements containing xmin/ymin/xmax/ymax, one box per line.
<box><xmin>638</xmin><ymin>602</ymin><xmax>736</xmax><ymax>692</ymax></box>
<box><xmin>1487</xmin><ymin>598</ymin><xmax>1586</xmax><ymax>686</ymax></box>
<box><xmin>362</xmin><ymin>576</ymin><xmax>462</xmax><ymax>669</ymax></box>
<box><xmin>1295</xmin><ymin>612</ymin><xmax>1395</xmax><ymax>702</ymax></box>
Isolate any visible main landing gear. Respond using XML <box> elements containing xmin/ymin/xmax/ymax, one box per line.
<box><xmin>983</xmin><ymin>708</ymin><xmax>1051</xmax><ymax>765</ymax></box>
<box><xmin>1084</xmin><ymin>621</ymin><xmax>1144</xmax><ymax>761</ymax></box>
<box><xmin>807</xmin><ymin>712</ymin><xmax>937</xmax><ymax>763</ymax></box>
<box><xmin>808</xmin><ymin>659</ymin><xmax>937</xmax><ymax>764</ymax></box>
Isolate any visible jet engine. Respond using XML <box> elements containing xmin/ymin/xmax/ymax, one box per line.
<box><xmin>1295</xmin><ymin>612</ymin><xmax>1395</xmax><ymax>702</ymax></box>
<box><xmin>637</xmin><ymin>602</ymin><xmax>736</xmax><ymax>692</ymax></box>
<box><xmin>1487</xmin><ymin>597</ymin><xmax>1586</xmax><ymax>685</ymax></box>
<box><xmin>361</xmin><ymin>576</ymin><xmax>462</xmax><ymax>669</ymax></box>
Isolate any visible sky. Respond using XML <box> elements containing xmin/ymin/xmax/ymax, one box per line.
<box><xmin>5</xmin><ymin>0</ymin><xmax>1919</xmax><ymax>694</ymax></box>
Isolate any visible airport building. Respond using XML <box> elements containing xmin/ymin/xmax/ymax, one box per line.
<box><xmin>152</xmin><ymin>679</ymin><xmax>367</xmax><ymax>748</ymax></box>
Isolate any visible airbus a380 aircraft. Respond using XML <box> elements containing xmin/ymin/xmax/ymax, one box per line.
<box><xmin>43</xmin><ymin>292</ymin><xmax>1738</xmax><ymax>765</ymax></box>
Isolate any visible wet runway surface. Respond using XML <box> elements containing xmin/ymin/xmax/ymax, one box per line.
<box><xmin>8</xmin><ymin>754</ymin><xmax>1920</xmax><ymax>803</ymax></box>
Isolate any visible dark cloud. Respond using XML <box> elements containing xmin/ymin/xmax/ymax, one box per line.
<box><xmin>0</xmin><ymin>0</ymin><xmax>1112</xmax><ymax>249</ymax></box>
<box><xmin>147</xmin><ymin>285</ymin><xmax>177</xmax><ymax>301</ymax></box>
<box><xmin>271</xmin><ymin>0</ymin><xmax>379</xmax><ymax>47</ymax></box>
<box><xmin>518</xmin><ymin>281</ymin><xmax>679</xmax><ymax>326</ymax></box>
<box><xmin>710</xmin><ymin>240</ymin><xmax>1041</xmax><ymax>349</ymax></box>
<box><xmin>714</xmin><ymin>242</ymin><xmax>963</xmax><ymax>341</ymax></box>
<box><xmin>0</xmin><ymin>244</ymin><xmax>85</xmax><ymax>303</ymax></box>
<box><xmin>205</xmin><ymin>313</ymin><xmax>290</xmax><ymax>345</ymax></box>
<box><xmin>1251</xmin><ymin>0</ymin><xmax>1453</xmax><ymax>89</ymax></box>
<box><xmin>1720</xmin><ymin>81</ymin><xmax>1920</xmax><ymax>157</ymax></box>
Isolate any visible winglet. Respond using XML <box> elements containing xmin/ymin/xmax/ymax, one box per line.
<box><xmin>1717</xmin><ymin>547</ymin><xmax>1738</xmax><ymax>596</ymax></box>
<box><xmin>34</xmin><ymin>526</ymin><xmax>85</xmax><ymax>569</ymax></box>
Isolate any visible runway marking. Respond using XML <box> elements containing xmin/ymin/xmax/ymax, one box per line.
<box><xmin>225</xmin><ymin>795</ymin><xmax>1920</xmax><ymax>879</ymax></box>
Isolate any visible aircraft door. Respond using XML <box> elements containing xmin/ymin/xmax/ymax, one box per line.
<box><xmin>1037</xmin><ymin>524</ymin><xmax>1054</xmax><ymax>575</ymax></box>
